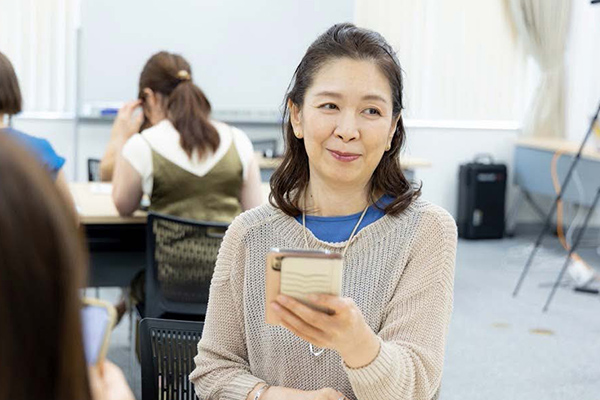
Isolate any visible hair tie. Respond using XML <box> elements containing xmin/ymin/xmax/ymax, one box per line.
<box><xmin>176</xmin><ymin>70</ymin><xmax>191</xmax><ymax>81</ymax></box>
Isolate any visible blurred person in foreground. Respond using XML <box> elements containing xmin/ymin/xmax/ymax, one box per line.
<box><xmin>0</xmin><ymin>133</ymin><xmax>134</xmax><ymax>400</ymax></box>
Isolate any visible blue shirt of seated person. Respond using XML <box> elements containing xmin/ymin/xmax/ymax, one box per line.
<box><xmin>1</xmin><ymin>128</ymin><xmax>65</xmax><ymax>180</ymax></box>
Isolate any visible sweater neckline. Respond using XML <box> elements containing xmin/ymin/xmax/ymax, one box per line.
<box><xmin>268</xmin><ymin>201</ymin><xmax>414</xmax><ymax>250</ymax></box>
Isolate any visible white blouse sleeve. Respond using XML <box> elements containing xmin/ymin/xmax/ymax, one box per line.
<box><xmin>121</xmin><ymin>134</ymin><xmax>153</xmax><ymax>195</ymax></box>
<box><xmin>230</xmin><ymin>126</ymin><xmax>255</xmax><ymax>181</ymax></box>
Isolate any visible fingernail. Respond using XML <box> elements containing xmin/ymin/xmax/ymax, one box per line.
<box><xmin>277</xmin><ymin>295</ymin><xmax>287</xmax><ymax>304</ymax></box>
<box><xmin>271</xmin><ymin>302</ymin><xmax>281</xmax><ymax>311</ymax></box>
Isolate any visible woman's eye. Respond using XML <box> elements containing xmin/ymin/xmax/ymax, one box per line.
<box><xmin>320</xmin><ymin>103</ymin><xmax>338</xmax><ymax>110</ymax></box>
<box><xmin>364</xmin><ymin>108</ymin><xmax>382</xmax><ymax>116</ymax></box>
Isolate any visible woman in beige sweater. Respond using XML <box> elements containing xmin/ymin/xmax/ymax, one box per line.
<box><xmin>190</xmin><ymin>23</ymin><xmax>457</xmax><ymax>400</ymax></box>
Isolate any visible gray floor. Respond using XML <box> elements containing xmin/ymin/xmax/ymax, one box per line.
<box><xmin>98</xmin><ymin>229</ymin><xmax>600</xmax><ymax>400</ymax></box>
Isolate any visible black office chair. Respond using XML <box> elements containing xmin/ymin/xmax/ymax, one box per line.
<box><xmin>87</xmin><ymin>158</ymin><xmax>101</xmax><ymax>182</ymax></box>
<box><xmin>141</xmin><ymin>212</ymin><xmax>229</xmax><ymax>319</ymax></box>
<box><xmin>139</xmin><ymin>318</ymin><xmax>204</xmax><ymax>400</ymax></box>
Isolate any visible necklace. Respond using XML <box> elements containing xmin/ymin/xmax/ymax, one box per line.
<box><xmin>302</xmin><ymin>192</ymin><xmax>370</xmax><ymax>356</ymax></box>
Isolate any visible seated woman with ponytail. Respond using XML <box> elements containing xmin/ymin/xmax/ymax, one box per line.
<box><xmin>107</xmin><ymin>51</ymin><xmax>263</xmax><ymax>219</ymax></box>
<box><xmin>108</xmin><ymin>51</ymin><xmax>263</xmax><ymax>318</ymax></box>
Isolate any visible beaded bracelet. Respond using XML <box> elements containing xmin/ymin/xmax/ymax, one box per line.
<box><xmin>253</xmin><ymin>384</ymin><xmax>271</xmax><ymax>400</ymax></box>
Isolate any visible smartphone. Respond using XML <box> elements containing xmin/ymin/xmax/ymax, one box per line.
<box><xmin>265</xmin><ymin>248</ymin><xmax>343</xmax><ymax>325</ymax></box>
<box><xmin>81</xmin><ymin>298</ymin><xmax>117</xmax><ymax>365</ymax></box>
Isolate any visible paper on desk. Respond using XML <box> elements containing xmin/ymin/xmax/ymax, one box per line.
<box><xmin>90</xmin><ymin>183</ymin><xmax>113</xmax><ymax>195</ymax></box>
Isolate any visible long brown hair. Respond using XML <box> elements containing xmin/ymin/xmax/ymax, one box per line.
<box><xmin>139</xmin><ymin>51</ymin><xmax>219</xmax><ymax>157</ymax></box>
<box><xmin>0</xmin><ymin>51</ymin><xmax>23</xmax><ymax>115</ymax></box>
<box><xmin>270</xmin><ymin>23</ymin><xmax>421</xmax><ymax>217</ymax></box>
<box><xmin>0</xmin><ymin>134</ymin><xmax>91</xmax><ymax>400</ymax></box>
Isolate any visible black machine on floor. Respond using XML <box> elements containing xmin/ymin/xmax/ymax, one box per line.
<box><xmin>457</xmin><ymin>155</ymin><xmax>507</xmax><ymax>239</ymax></box>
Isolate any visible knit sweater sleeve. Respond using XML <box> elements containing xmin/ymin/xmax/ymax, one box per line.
<box><xmin>189</xmin><ymin>215</ymin><xmax>264</xmax><ymax>400</ymax></box>
<box><xmin>344</xmin><ymin>204</ymin><xmax>457</xmax><ymax>400</ymax></box>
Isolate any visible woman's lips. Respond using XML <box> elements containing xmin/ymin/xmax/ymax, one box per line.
<box><xmin>328</xmin><ymin>149</ymin><xmax>361</xmax><ymax>162</ymax></box>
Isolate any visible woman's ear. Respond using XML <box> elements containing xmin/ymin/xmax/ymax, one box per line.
<box><xmin>288</xmin><ymin>99</ymin><xmax>303</xmax><ymax>139</ymax></box>
<box><xmin>143</xmin><ymin>88</ymin><xmax>155</xmax><ymax>107</ymax></box>
<box><xmin>142</xmin><ymin>88</ymin><xmax>167</xmax><ymax>125</ymax></box>
<box><xmin>386</xmin><ymin>114</ymin><xmax>400</xmax><ymax>149</ymax></box>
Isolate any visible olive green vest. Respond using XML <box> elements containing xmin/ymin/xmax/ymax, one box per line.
<box><xmin>146</xmin><ymin>139</ymin><xmax>243</xmax><ymax>223</ymax></box>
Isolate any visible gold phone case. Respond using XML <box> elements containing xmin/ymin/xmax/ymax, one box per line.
<box><xmin>82</xmin><ymin>297</ymin><xmax>117</xmax><ymax>365</ymax></box>
<box><xmin>265</xmin><ymin>248</ymin><xmax>343</xmax><ymax>325</ymax></box>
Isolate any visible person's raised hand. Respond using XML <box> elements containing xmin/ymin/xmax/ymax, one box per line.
<box><xmin>111</xmin><ymin>100</ymin><xmax>144</xmax><ymax>140</ymax></box>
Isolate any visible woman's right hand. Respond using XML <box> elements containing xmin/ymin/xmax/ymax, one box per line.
<box><xmin>111</xmin><ymin>100</ymin><xmax>144</xmax><ymax>141</ymax></box>
<box><xmin>100</xmin><ymin>100</ymin><xmax>144</xmax><ymax>180</ymax></box>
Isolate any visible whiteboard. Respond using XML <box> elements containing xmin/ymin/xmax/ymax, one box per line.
<box><xmin>79</xmin><ymin>0</ymin><xmax>355</xmax><ymax>122</ymax></box>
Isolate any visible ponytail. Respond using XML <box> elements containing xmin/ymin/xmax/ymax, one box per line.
<box><xmin>168</xmin><ymin>79</ymin><xmax>220</xmax><ymax>157</ymax></box>
<box><xmin>138</xmin><ymin>52</ymin><xmax>220</xmax><ymax>158</ymax></box>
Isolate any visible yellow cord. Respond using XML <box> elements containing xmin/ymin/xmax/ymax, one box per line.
<box><xmin>550</xmin><ymin>151</ymin><xmax>598</xmax><ymax>282</ymax></box>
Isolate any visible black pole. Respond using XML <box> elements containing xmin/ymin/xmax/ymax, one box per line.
<box><xmin>513</xmin><ymin>99</ymin><xmax>600</xmax><ymax>297</ymax></box>
<box><xmin>542</xmin><ymin>187</ymin><xmax>600</xmax><ymax>312</ymax></box>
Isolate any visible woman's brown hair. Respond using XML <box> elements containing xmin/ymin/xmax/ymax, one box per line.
<box><xmin>139</xmin><ymin>51</ymin><xmax>219</xmax><ymax>157</ymax></box>
<box><xmin>270</xmin><ymin>23</ymin><xmax>421</xmax><ymax>216</ymax></box>
<box><xmin>0</xmin><ymin>134</ymin><xmax>91</xmax><ymax>400</ymax></box>
<box><xmin>0</xmin><ymin>51</ymin><xmax>23</xmax><ymax>115</ymax></box>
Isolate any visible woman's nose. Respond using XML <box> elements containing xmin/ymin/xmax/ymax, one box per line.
<box><xmin>334</xmin><ymin>112</ymin><xmax>359</xmax><ymax>142</ymax></box>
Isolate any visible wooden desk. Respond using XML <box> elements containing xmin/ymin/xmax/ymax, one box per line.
<box><xmin>71</xmin><ymin>182</ymin><xmax>272</xmax><ymax>225</ymax></box>
<box><xmin>71</xmin><ymin>182</ymin><xmax>146</xmax><ymax>224</ymax></box>
<box><xmin>516</xmin><ymin>137</ymin><xmax>600</xmax><ymax>162</ymax></box>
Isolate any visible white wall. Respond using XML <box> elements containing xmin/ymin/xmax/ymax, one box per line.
<box><xmin>404</xmin><ymin>126</ymin><xmax>519</xmax><ymax>217</ymax></box>
<box><xmin>565</xmin><ymin>1</ymin><xmax>600</xmax><ymax>143</ymax></box>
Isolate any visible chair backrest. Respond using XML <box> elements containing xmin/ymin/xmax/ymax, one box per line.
<box><xmin>139</xmin><ymin>318</ymin><xmax>204</xmax><ymax>400</ymax></box>
<box><xmin>87</xmin><ymin>158</ymin><xmax>101</xmax><ymax>182</ymax></box>
<box><xmin>145</xmin><ymin>212</ymin><xmax>229</xmax><ymax>318</ymax></box>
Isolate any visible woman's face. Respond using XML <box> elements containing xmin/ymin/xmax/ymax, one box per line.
<box><xmin>291</xmin><ymin>58</ymin><xmax>398</xmax><ymax>191</ymax></box>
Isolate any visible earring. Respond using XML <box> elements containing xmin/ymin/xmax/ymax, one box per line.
<box><xmin>385</xmin><ymin>144</ymin><xmax>391</xmax><ymax>151</ymax></box>
<box><xmin>295</xmin><ymin>131</ymin><xmax>302</xmax><ymax>139</ymax></box>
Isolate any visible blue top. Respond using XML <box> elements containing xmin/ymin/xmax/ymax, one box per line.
<box><xmin>295</xmin><ymin>195</ymin><xmax>394</xmax><ymax>243</ymax></box>
<box><xmin>1</xmin><ymin>127</ymin><xmax>65</xmax><ymax>180</ymax></box>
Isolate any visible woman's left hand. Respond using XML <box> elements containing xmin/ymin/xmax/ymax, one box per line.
<box><xmin>271</xmin><ymin>294</ymin><xmax>381</xmax><ymax>368</ymax></box>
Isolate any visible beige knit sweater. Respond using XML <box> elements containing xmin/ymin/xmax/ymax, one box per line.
<box><xmin>189</xmin><ymin>198</ymin><xmax>457</xmax><ymax>400</ymax></box>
